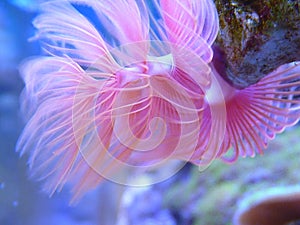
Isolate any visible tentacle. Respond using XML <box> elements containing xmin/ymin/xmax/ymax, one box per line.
<box><xmin>220</xmin><ymin>62</ymin><xmax>300</xmax><ymax>162</ymax></box>
<box><xmin>159</xmin><ymin>0</ymin><xmax>219</xmax><ymax>62</ymax></box>
<box><xmin>68</xmin><ymin>0</ymin><xmax>150</xmax><ymax>59</ymax></box>
<box><xmin>17</xmin><ymin>56</ymin><xmax>105</xmax><ymax>194</ymax></box>
<box><xmin>33</xmin><ymin>0</ymin><xmax>120</xmax><ymax>71</ymax></box>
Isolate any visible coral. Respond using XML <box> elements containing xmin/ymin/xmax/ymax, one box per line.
<box><xmin>234</xmin><ymin>186</ymin><xmax>300</xmax><ymax>225</ymax></box>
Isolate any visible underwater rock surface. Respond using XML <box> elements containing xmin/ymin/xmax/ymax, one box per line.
<box><xmin>214</xmin><ymin>0</ymin><xmax>300</xmax><ymax>88</ymax></box>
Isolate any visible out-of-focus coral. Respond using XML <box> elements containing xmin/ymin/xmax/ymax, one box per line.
<box><xmin>214</xmin><ymin>0</ymin><xmax>300</xmax><ymax>88</ymax></box>
<box><xmin>117</xmin><ymin>126</ymin><xmax>300</xmax><ymax>225</ymax></box>
<box><xmin>234</xmin><ymin>186</ymin><xmax>300</xmax><ymax>225</ymax></box>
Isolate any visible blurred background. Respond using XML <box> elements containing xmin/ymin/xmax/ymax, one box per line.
<box><xmin>1</xmin><ymin>1</ymin><xmax>300</xmax><ymax>225</ymax></box>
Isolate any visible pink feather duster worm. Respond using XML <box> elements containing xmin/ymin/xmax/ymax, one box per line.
<box><xmin>17</xmin><ymin>0</ymin><xmax>300</xmax><ymax>202</ymax></box>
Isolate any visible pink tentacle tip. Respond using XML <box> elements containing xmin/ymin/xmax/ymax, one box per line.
<box><xmin>16</xmin><ymin>0</ymin><xmax>300</xmax><ymax>203</ymax></box>
<box><xmin>211</xmin><ymin>61</ymin><xmax>300</xmax><ymax>163</ymax></box>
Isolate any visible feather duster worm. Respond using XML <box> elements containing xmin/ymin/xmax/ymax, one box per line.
<box><xmin>17</xmin><ymin>0</ymin><xmax>300</xmax><ymax>202</ymax></box>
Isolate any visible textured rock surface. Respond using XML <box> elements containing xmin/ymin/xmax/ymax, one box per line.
<box><xmin>214</xmin><ymin>0</ymin><xmax>300</xmax><ymax>88</ymax></box>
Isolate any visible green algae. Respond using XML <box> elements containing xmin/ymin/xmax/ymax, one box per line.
<box><xmin>193</xmin><ymin>182</ymin><xmax>241</xmax><ymax>225</ymax></box>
